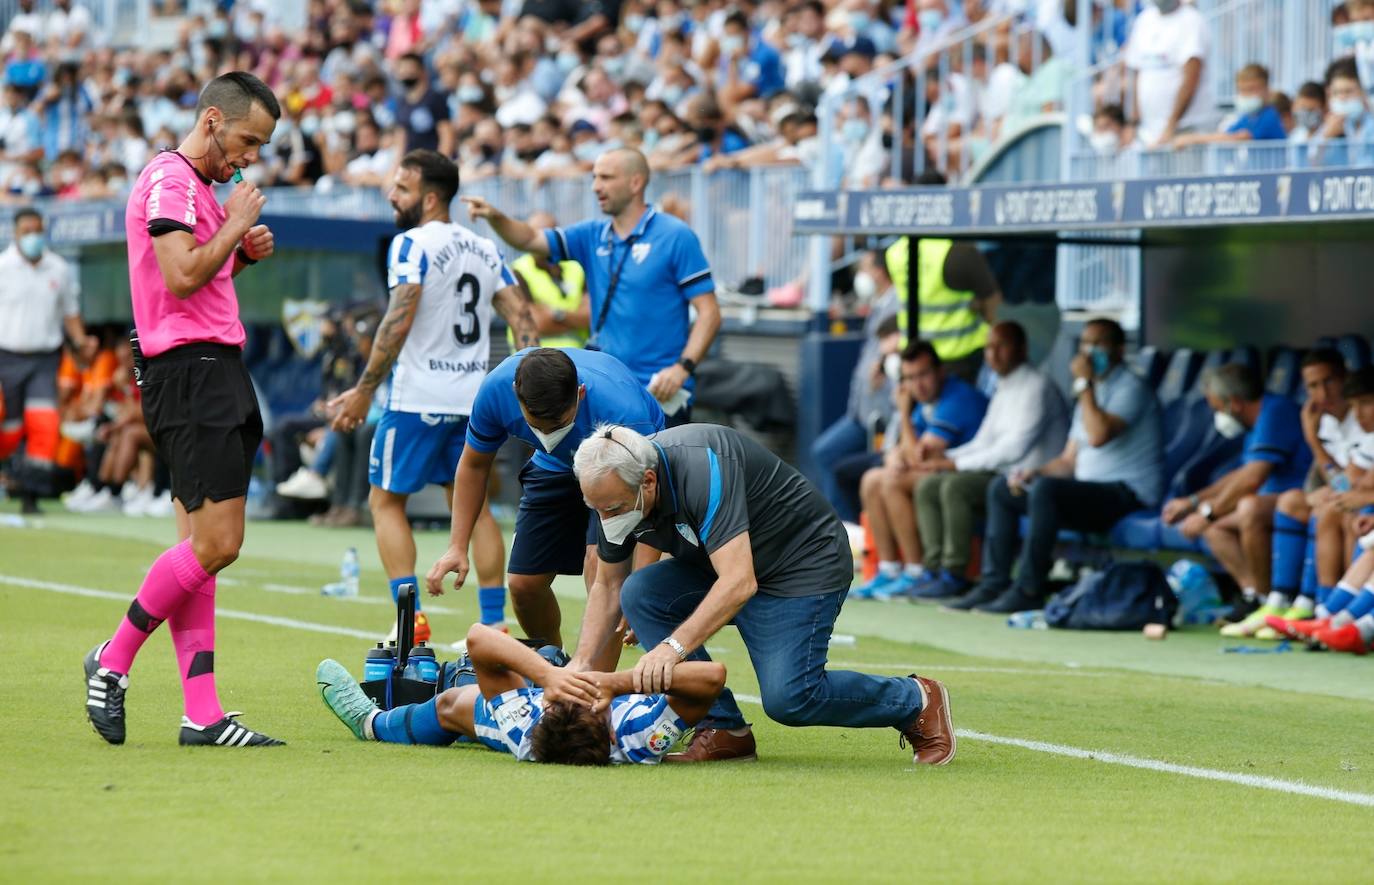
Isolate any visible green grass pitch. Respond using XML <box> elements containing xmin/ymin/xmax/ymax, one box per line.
<box><xmin>3</xmin><ymin>509</ymin><xmax>1374</xmax><ymax>883</ymax></box>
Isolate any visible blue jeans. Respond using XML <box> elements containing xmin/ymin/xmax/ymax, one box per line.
<box><xmin>620</xmin><ymin>558</ymin><xmax>922</xmax><ymax>731</ymax></box>
<box><xmin>810</xmin><ymin>416</ymin><xmax>869</xmax><ymax>522</ymax></box>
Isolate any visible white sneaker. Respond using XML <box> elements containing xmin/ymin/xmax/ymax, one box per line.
<box><xmin>144</xmin><ymin>490</ymin><xmax>175</xmax><ymax>518</ymax></box>
<box><xmin>277</xmin><ymin>467</ymin><xmax>328</xmax><ymax>500</ymax></box>
<box><xmin>77</xmin><ymin>488</ymin><xmax>120</xmax><ymax>513</ymax></box>
<box><xmin>119</xmin><ymin>483</ymin><xmax>140</xmax><ymax>505</ymax></box>
<box><xmin>64</xmin><ymin>480</ymin><xmax>97</xmax><ymax>511</ymax></box>
<box><xmin>123</xmin><ymin>486</ymin><xmax>154</xmax><ymax>517</ymax></box>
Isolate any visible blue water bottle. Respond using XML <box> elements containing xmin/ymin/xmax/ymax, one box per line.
<box><xmin>406</xmin><ymin>642</ymin><xmax>438</xmax><ymax>683</ymax></box>
<box><xmin>364</xmin><ymin>643</ymin><xmax>394</xmax><ymax>683</ymax></box>
<box><xmin>340</xmin><ymin>547</ymin><xmax>360</xmax><ymax>598</ymax></box>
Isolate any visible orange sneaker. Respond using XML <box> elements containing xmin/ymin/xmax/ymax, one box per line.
<box><xmin>1313</xmin><ymin>623</ymin><xmax>1370</xmax><ymax>654</ymax></box>
<box><xmin>413</xmin><ymin>613</ymin><xmax>431</xmax><ymax>644</ymax></box>
<box><xmin>1290</xmin><ymin>617</ymin><xmax>1331</xmax><ymax>640</ymax></box>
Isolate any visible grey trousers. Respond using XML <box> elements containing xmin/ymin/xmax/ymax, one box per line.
<box><xmin>915</xmin><ymin>470</ymin><xmax>997</xmax><ymax>575</ymax></box>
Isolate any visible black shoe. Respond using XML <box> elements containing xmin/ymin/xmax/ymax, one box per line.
<box><xmin>943</xmin><ymin>582</ymin><xmax>1007</xmax><ymax>611</ymax></box>
<box><xmin>179</xmin><ymin>713</ymin><xmax>285</xmax><ymax>747</ymax></box>
<box><xmin>911</xmin><ymin>571</ymin><xmax>971</xmax><ymax>602</ymax></box>
<box><xmin>84</xmin><ymin>641</ymin><xmax>128</xmax><ymax>745</ymax></box>
<box><xmin>20</xmin><ymin>493</ymin><xmax>41</xmax><ymax>515</ymax></box>
<box><xmin>974</xmin><ymin>586</ymin><xmax>1043</xmax><ymax>614</ymax></box>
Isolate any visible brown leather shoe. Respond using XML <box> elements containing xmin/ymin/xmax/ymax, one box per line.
<box><xmin>900</xmin><ymin>676</ymin><xmax>956</xmax><ymax>765</ymax></box>
<box><xmin>664</xmin><ymin>727</ymin><xmax>758</xmax><ymax>763</ymax></box>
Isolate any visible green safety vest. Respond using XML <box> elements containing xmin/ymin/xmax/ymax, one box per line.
<box><xmin>508</xmin><ymin>253</ymin><xmax>587</xmax><ymax>350</ymax></box>
<box><xmin>884</xmin><ymin>237</ymin><xmax>988</xmax><ymax>361</ymax></box>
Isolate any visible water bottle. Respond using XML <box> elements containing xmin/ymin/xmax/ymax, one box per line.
<box><xmin>1167</xmin><ymin>560</ymin><xmax>1222</xmax><ymax>625</ymax></box>
<box><xmin>1325</xmin><ymin>463</ymin><xmax>1353</xmax><ymax>493</ymax></box>
<box><xmin>406</xmin><ymin>642</ymin><xmax>438</xmax><ymax>683</ymax></box>
<box><xmin>340</xmin><ymin>547</ymin><xmax>360</xmax><ymax>598</ymax></box>
<box><xmin>1007</xmin><ymin>610</ymin><xmax>1047</xmax><ymax>629</ymax></box>
<box><xmin>363</xmin><ymin>643</ymin><xmax>395</xmax><ymax>683</ymax></box>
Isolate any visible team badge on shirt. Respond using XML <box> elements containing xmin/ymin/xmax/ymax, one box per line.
<box><xmin>675</xmin><ymin>523</ymin><xmax>699</xmax><ymax>547</ymax></box>
<box><xmin>631</xmin><ymin>242</ymin><xmax>652</xmax><ymax>264</ymax></box>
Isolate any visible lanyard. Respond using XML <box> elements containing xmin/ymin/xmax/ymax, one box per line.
<box><xmin>587</xmin><ymin>233</ymin><xmax>637</xmax><ymax>350</ymax></box>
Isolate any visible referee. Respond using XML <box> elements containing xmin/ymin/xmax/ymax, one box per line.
<box><xmin>83</xmin><ymin>72</ymin><xmax>285</xmax><ymax>748</ymax></box>
<box><xmin>462</xmin><ymin>148</ymin><xmax>721</xmax><ymax>426</ymax></box>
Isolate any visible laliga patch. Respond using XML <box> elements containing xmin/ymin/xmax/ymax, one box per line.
<box><xmin>493</xmin><ymin>696</ymin><xmax>534</xmax><ymax>731</ymax></box>
<box><xmin>631</xmin><ymin>242</ymin><xmax>652</xmax><ymax>264</ymax></box>
<box><xmin>647</xmin><ymin>720</ymin><xmax>682</xmax><ymax>755</ymax></box>
<box><xmin>675</xmin><ymin>523</ymin><xmax>699</xmax><ymax>547</ymax></box>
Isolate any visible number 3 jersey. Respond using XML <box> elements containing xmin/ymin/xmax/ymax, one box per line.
<box><xmin>385</xmin><ymin>220</ymin><xmax>516</xmax><ymax>414</ymax></box>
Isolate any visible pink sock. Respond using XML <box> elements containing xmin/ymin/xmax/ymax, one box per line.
<box><xmin>100</xmin><ymin>540</ymin><xmax>210</xmax><ymax>674</ymax></box>
<box><xmin>170</xmin><ymin>576</ymin><xmax>224</xmax><ymax>726</ymax></box>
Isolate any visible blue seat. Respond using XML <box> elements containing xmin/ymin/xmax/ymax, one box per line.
<box><xmin>1130</xmin><ymin>346</ymin><xmax>1167</xmax><ymax>390</ymax></box>
<box><xmin>1155</xmin><ymin>348</ymin><xmax>1202</xmax><ymax>408</ymax></box>
<box><xmin>1338</xmin><ymin>334</ymin><xmax>1371</xmax><ymax>371</ymax></box>
<box><xmin>1228</xmin><ymin>345</ymin><xmax>1260</xmax><ymax>372</ymax></box>
<box><xmin>1265</xmin><ymin>347</ymin><xmax>1304</xmax><ymax>400</ymax></box>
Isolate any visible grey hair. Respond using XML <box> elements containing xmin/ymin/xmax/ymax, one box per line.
<box><xmin>572</xmin><ymin>423</ymin><xmax>657</xmax><ymax>488</ymax></box>
<box><xmin>1202</xmin><ymin>362</ymin><xmax>1263</xmax><ymax>402</ymax></box>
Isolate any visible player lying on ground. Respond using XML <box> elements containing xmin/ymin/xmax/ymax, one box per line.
<box><xmin>316</xmin><ymin>623</ymin><xmax>726</xmax><ymax>765</ymax></box>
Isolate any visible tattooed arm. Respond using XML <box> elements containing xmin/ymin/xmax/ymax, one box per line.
<box><xmin>493</xmin><ymin>282</ymin><xmax>540</xmax><ymax>351</ymax></box>
<box><xmin>327</xmin><ymin>283</ymin><xmax>422</xmax><ymax>431</ymax></box>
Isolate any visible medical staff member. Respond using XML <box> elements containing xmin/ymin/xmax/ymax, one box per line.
<box><xmin>461</xmin><ymin>148</ymin><xmax>720</xmax><ymax>426</ymax></box>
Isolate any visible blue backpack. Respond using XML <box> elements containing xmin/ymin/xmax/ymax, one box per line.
<box><xmin>1044</xmin><ymin>562</ymin><xmax>1177</xmax><ymax>630</ymax></box>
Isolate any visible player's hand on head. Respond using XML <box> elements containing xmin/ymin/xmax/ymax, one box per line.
<box><xmin>542</xmin><ymin>668</ymin><xmax>599</xmax><ymax>708</ymax></box>
<box><xmin>241</xmin><ymin>224</ymin><xmax>274</xmax><ymax>261</ymax></box>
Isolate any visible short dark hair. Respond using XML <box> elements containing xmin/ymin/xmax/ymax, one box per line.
<box><xmin>514</xmin><ymin>348</ymin><xmax>580</xmax><ymax>421</ymax></box>
<box><xmin>1297</xmin><ymin>80</ymin><xmax>1326</xmax><ymax>103</ymax></box>
<box><xmin>1084</xmin><ymin>317</ymin><xmax>1126</xmax><ymax>349</ymax></box>
<box><xmin>876</xmin><ymin>314</ymin><xmax>900</xmax><ymax>339</ymax></box>
<box><xmin>1204</xmin><ymin>362</ymin><xmax>1264</xmax><ymax>402</ymax></box>
<box><xmin>528</xmin><ymin>701</ymin><xmax>611</xmax><ymax>766</ymax></box>
<box><xmin>195</xmin><ymin>71</ymin><xmax>281</xmax><ymax>121</ymax></box>
<box><xmin>399</xmin><ymin>149</ymin><xmax>460</xmax><ymax>206</ymax></box>
<box><xmin>398</xmin><ymin>52</ymin><xmax>425</xmax><ymax>70</ymax></box>
<box><xmin>1301</xmin><ymin>347</ymin><xmax>1347</xmax><ymax>377</ymax></box>
<box><xmin>13</xmin><ymin>207</ymin><xmax>42</xmax><ymax>228</ymax></box>
<box><xmin>901</xmin><ymin>339</ymin><xmax>941</xmax><ymax>367</ymax></box>
<box><xmin>1096</xmin><ymin>103</ymin><xmax>1126</xmax><ymax>127</ymax></box>
<box><xmin>1326</xmin><ymin>57</ymin><xmax>1361</xmax><ymax>88</ymax></box>
<box><xmin>992</xmin><ymin>320</ymin><xmax>1028</xmax><ymax>352</ymax></box>
<box><xmin>1345</xmin><ymin>366</ymin><xmax>1374</xmax><ymax>398</ymax></box>
<box><xmin>724</xmin><ymin>10</ymin><xmax>749</xmax><ymax>29</ymax></box>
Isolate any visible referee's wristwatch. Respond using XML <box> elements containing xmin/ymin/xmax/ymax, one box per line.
<box><xmin>661</xmin><ymin>636</ymin><xmax>688</xmax><ymax>660</ymax></box>
<box><xmin>1198</xmin><ymin>501</ymin><xmax>1216</xmax><ymax>522</ymax></box>
<box><xmin>677</xmin><ymin>357</ymin><xmax>697</xmax><ymax>376</ymax></box>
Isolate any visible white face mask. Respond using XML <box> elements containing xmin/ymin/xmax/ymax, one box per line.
<box><xmin>1213</xmin><ymin>410</ymin><xmax>1246</xmax><ymax>439</ymax></box>
<box><xmin>1233</xmin><ymin>94</ymin><xmax>1263</xmax><ymax>115</ymax></box>
<box><xmin>883</xmin><ymin>352</ymin><xmax>901</xmax><ymax>384</ymax></box>
<box><xmin>532</xmin><ymin>422</ymin><xmax>575</xmax><ymax>452</ymax></box>
<box><xmin>600</xmin><ymin>487</ymin><xmax>645</xmax><ymax>546</ymax></box>
<box><xmin>1089</xmin><ymin>130</ymin><xmax>1119</xmax><ymax>155</ymax></box>
<box><xmin>853</xmin><ymin>271</ymin><xmax>877</xmax><ymax>300</ymax></box>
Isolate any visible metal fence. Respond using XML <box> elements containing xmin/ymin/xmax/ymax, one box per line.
<box><xmin>1067</xmin><ymin>139</ymin><xmax>1368</xmax><ymax>182</ymax></box>
<box><xmin>269</xmin><ymin>164</ymin><xmax>814</xmax><ymax>292</ymax></box>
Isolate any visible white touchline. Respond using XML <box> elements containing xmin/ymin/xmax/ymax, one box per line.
<box><xmin>12</xmin><ymin>571</ymin><xmax>1374</xmax><ymax>809</ymax></box>
<box><xmin>726</xmin><ymin>697</ymin><xmax>1374</xmax><ymax>809</ymax></box>
<box><xmin>827</xmin><ymin>662</ymin><xmax>1108</xmax><ymax>678</ymax></box>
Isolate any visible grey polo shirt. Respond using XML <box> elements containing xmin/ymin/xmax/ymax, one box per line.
<box><xmin>1069</xmin><ymin>363</ymin><xmax>1165</xmax><ymax>507</ymax></box>
<box><xmin>598</xmin><ymin>425</ymin><xmax>853</xmax><ymax>597</ymax></box>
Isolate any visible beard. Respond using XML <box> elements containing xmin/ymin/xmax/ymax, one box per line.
<box><xmin>393</xmin><ymin>201</ymin><xmax>422</xmax><ymax>229</ymax></box>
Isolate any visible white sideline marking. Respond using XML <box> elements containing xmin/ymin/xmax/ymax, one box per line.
<box><xmin>0</xmin><ymin>574</ymin><xmax>378</xmax><ymax>640</ymax></box>
<box><xmin>12</xmin><ymin>571</ymin><xmax>1374</xmax><ymax>808</ymax></box>
<box><xmin>731</xmin><ymin>692</ymin><xmax>1374</xmax><ymax>809</ymax></box>
<box><xmin>262</xmin><ymin>582</ymin><xmax>457</xmax><ymax>614</ymax></box>
<box><xmin>827</xmin><ymin>662</ymin><xmax>1108</xmax><ymax>678</ymax></box>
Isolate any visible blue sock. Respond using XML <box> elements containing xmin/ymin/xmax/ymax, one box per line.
<box><xmin>1344</xmin><ymin>589</ymin><xmax>1374</xmax><ymax>620</ymax></box>
<box><xmin>478</xmin><ymin>586</ymin><xmax>506</xmax><ymax>625</ymax></box>
<box><xmin>1325</xmin><ymin>585</ymin><xmax>1357</xmax><ymax>615</ymax></box>
<box><xmin>370</xmin><ymin>698</ymin><xmax>456</xmax><ymax>746</ymax></box>
<box><xmin>389</xmin><ymin>575</ymin><xmax>421</xmax><ymax>613</ymax></box>
<box><xmin>1270</xmin><ymin>513</ymin><xmax>1307</xmax><ymax>595</ymax></box>
<box><xmin>1299</xmin><ymin>520</ymin><xmax>1319</xmax><ymax>600</ymax></box>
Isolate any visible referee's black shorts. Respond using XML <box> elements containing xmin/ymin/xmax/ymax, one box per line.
<box><xmin>141</xmin><ymin>343</ymin><xmax>262</xmax><ymax>513</ymax></box>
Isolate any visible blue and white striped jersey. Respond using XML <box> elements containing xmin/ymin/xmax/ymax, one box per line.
<box><xmin>385</xmin><ymin>220</ymin><xmax>516</xmax><ymax>415</ymax></box>
<box><xmin>472</xmin><ymin>687</ymin><xmax>687</xmax><ymax>764</ymax></box>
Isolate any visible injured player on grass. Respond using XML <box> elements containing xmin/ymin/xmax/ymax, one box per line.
<box><xmin>316</xmin><ymin>623</ymin><xmax>725</xmax><ymax>765</ymax></box>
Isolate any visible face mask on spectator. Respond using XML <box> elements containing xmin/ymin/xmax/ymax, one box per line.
<box><xmin>1089</xmin><ymin>346</ymin><xmax>1111</xmax><ymax>377</ymax></box>
<box><xmin>556</xmin><ymin>51</ymin><xmax>580</xmax><ymax>73</ymax></box>
<box><xmin>399</xmin><ymin>76</ymin><xmax>421</xmax><ymax>90</ymax></box>
<box><xmin>660</xmin><ymin>12</ymin><xmax>685</xmax><ymax>32</ymax></box>
<box><xmin>1213</xmin><ymin>408</ymin><xmax>1245</xmax><ymax>439</ymax></box>
<box><xmin>642</xmin><ymin>128</ymin><xmax>661</xmax><ymax>150</ymax></box>
<box><xmin>842</xmin><ymin>118</ymin><xmax>868</xmax><ymax>143</ymax></box>
<box><xmin>457</xmin><ymin>85</ymin><xmax>484</xmax><ymax>104</ymax></box>
<box><xmin>853</xmin><ymin>271</ymin><xmax>877</xmax><ymax>300</ymax></box>
<box><xmin>301</xmin><ymin>115</ymin><xmax>321</xmax><ymax>138</ymax></box>
<box><xmin>883</xmin><ymin>352</ymin><xmax>900</xmax><ymax>384</ymax></box>
<box><xmin>573</xmin><ymin>140</ymin><xmax>603</xmax><ymax>162</ymax></box>
<box><xmin>603</xmin><ymin>55</ymin><xmax>625</xmax><ymax>77</ymax></box>
<box><xmin>662</xmin><ymin>84</ymin><xmax>685</xmax><ymax>105</ymax></box>
<box><xmin>918</xmin><ymin>10</ymin><xmax>943</xmax><ymax>32</ymax></box>
<box><xmin>1234</xmin><ymin>95</ymin><xmax>1262</xmax><ymax>115</ymax></box>
<box><xmin>849</xmin><ymin>11</ymin><xmax>871</xmax><ymax>33</ymax></box>
<box><xmin>18</xmin><ymin>232</ymin><xmax>44</xmax><ymax>260</ymax></box>
<box><xmin>626</xmin><ymin>14</ymin><xmax>646</xmax><ymax>32</ymax></box>
<box><xmin>1295</xmin><ymin>108</ymin><xmax>1323</xmax><ymax>131</ymax></box>
<box><xmin>1331</xmin><ymin>96</ymin><xmax>1365</xmax><ymax>118</ymax></box>
<box><xmin>1152</xmin><ymin>0</ymin><xmax>1181</xmax><ymax>12</ymax></box>
<box><xmin>786</xmin><ymin>32</ymin><xmax>807</xmax><ymax>48</ymax></box>
<box><xmin>333</xmin><ymin>111</ymin><xmax>356</xmax><ymax>135</ymax></box>
<box><xmin>720</xmin><ymin>34</ymin><xmax>745</xmax><ymax>56</ymax></box>
<box><xmin>1089</xmin><ymin>130</ymin><xmax>1119</xmax><ymax>154</ymax></box>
